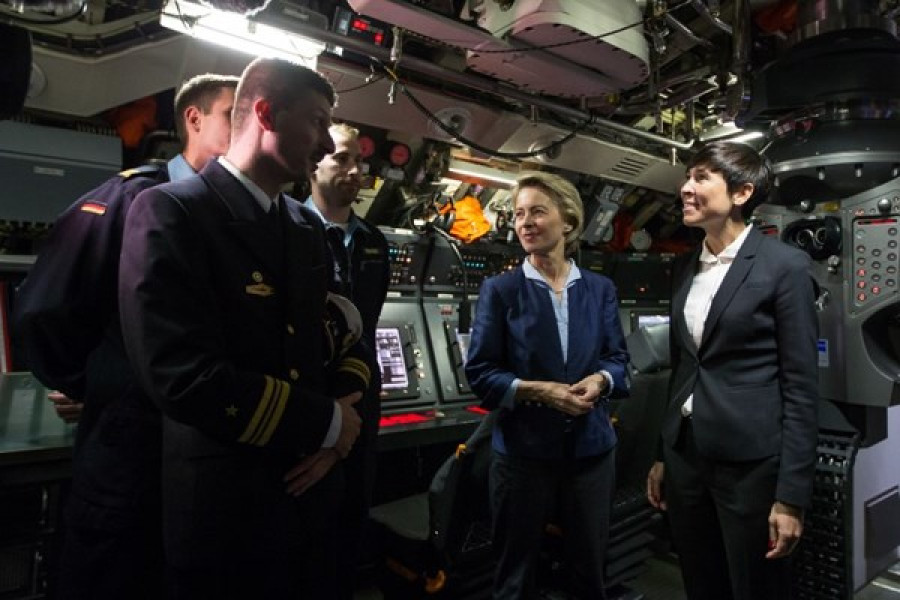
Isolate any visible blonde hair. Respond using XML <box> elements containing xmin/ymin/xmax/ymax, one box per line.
<box><xmin>511</xmin><ymin>171</ymin><xmax>584</xmax><ymax>255</ymax></box>
<box><xmin>329</xmin><ymin>122</ymin><xmax>359</xmax><ymax>141</ymax></box>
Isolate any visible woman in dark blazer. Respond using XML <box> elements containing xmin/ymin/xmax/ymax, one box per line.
<box><xmin>465</xmin><ymin>172</ymin><xmax>629</xmax><ymax>600</ymax></box>
<box><xmin>646</xmin><ymin>141</ymin><xmax>819</xmax><ymax>600</ymax></box>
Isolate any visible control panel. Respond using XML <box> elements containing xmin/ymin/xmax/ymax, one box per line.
<box><xmin>852</xmin><ymin>215</ymin><xmax>899</xmax><ymax>308</ymax></box>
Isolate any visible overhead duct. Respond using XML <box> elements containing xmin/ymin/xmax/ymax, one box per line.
<box><xmin>499</xmin><ymin>122</ymin><xmax>684</xmax><ymax>193</ymax></box>
<box><xmin>348</xmin><ymin>0</ymin><xmax>649</xmax><ymax>98</ymax></box>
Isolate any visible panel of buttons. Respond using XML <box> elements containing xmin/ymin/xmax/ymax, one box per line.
<box><xmin>852</xmin><ymin>215</ymin><xmax>899</xmax><ymax>307</ymax></box>
<box><xmin>387</xmin><ymin>241</ymin><xmax>415</xmax><ymax>288</ymax></box>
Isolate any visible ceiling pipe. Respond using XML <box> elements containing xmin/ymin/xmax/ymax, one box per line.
<box><xmin>299</xmin><ymin>21</ymin><xmax>696</xmax><ymax>150</ymax></box>
<box><xmin>690</xmin><ymin>0</ymin><xmax>733</xmax><ymax>35</ymax></box>
<box><xmin>665</xmin><ymin>12</ymin><xmax>715</xmax><ymax>48</ymax></box>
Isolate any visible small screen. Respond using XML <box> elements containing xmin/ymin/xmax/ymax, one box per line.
<box><xmin>637</xmin><ymin>314</ymin><xmax>670</xmax><ymax>329</ymax></box>
<box><xmin>455</xmin><ymin>329</ymin><xmax>471</xmax><ymax>365</ymax></box>
<box><xmin>375</xmin><ymin>327</ymin><xmax>409</xmax><ymax>390</ymax></box>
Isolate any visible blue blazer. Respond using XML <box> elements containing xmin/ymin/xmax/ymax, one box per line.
<box><xmin>465</xmin><ymin>265</ymin><xmax>629</xmax><ymax>459</ymax></box>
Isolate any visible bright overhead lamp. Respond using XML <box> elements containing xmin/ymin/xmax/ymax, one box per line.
<box><xmin>160</xmin><ymin>0</ymin><xmax>326</xmax><ymax>67</ymax></box>
<box><xmin>699</xmin><ymin>120</ymin><xmax>765</xmax><ymax>144</ymax></box>
<box><xmin>447</xmin><ymin>159</ymin><xmax>518</xmax><ymax>187</ymax></box>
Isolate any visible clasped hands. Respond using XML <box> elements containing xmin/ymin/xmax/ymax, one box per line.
<box><xmin>529</xmin><ymin>374</ymin><xmax>608</xmax><ymax>416</ymax></box>
<box><xmin>283</xmin><ymin>390</ymin><xmax>362</xmax><ymax>497</ymax></box>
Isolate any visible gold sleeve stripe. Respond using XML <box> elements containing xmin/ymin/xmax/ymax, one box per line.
<box><xmin>255</xmin><ymin>379</ymin><xmax>290</xmax><ymax>446</ymax></box>
<box><xmin>238</xmin><ymin>376</ymin><xmax>275</xmax><ymax>444</ymax></box>
<box><xmin>341</xmin><ymin>358</ymin><xmax>370</xmax><ymax>378</ymax></box>
<box><xmin>325</xmin><ymin>326</ymin><xmax>335</xmax><ymax>358</ymax></box>
<box><xmin>338</xmin><ymin>359</ymin><xmax>371</xmax><ymax>384</ymax></box>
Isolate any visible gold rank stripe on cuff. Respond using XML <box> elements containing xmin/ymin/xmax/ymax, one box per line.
<box><xmin>337</xmin><ymin>357</ymin><xmax>371</xmax><ymax>386</ymax></box>
<box><xmin>238</xmin><ymin>376</ymin><xmax>290</xmax><ymax>446</ymax></box>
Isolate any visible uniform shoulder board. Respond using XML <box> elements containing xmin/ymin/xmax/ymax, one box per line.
<box><xmin>119</xmin><ymin>162</ymin><xmax>167</xmax><ymax>180</ymax></box>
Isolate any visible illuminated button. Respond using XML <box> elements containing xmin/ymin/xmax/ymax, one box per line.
<box><xmin>856</xmin><ymin>245</ymin><xmax>866</xmax><ymax>253</ymax></box>
<box><xmin>286</xmin><ymin>324</ymin><xmax>295</xmax><ymax>335</ymax></box>
<box><xmin>289</xmin><ymin>369</ymin><xmax>300</xmax><ymax>380</ymax></box>
<box><xmin>857</xmin><ymin>268</ymin><xmax>866</xmax><ymax>276</ymax></box>
<box><xmin>872</xmin><ymin>286</ymin><xmax>881</xmax><ymax>294</ymax></box>
<box><xmin>857</xmin><ymin>292</ymin><xmax>867</xmax><ymax>302</ymax></box>
<box><xmin>857</xmin><ymin>280</ymin><xmax>867</xmax><ymax>289</ymax></box>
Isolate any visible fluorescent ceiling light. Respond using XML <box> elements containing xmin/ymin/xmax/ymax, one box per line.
<box><xmin>699</xmin><ymin>121</ymin><xmax>765</xmax><ymax>144</ymax></box>
<box><xmin>729</xmin><ymin>131</ymin><xmax>765</xmax><ymax>143</ymax></box>
<box><xmin>160</xmin><ymin>0</ymin><xmax>325</xmax><ymax>67</ymax></box>
<box><xmin>447</xmin><ymin>159</ymin><xmax>518</xmax><ymax>187</ymax></box>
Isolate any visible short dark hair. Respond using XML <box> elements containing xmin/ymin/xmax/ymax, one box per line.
<box><xmin>173</xmin><ymin>73</ymin><xmax>239</xmax><ymax>144</ymax></box>
<box><xmin>687</xmin><ymin>141</ymin><xmax>773</xmax><ymax>219</ymax></box>
<box><xmin>231</xmin><ymin>58</ymin><xmax>335</xmax><ymax>134</ymax></box>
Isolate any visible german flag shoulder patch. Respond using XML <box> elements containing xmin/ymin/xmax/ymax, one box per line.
<box><xmin>81</xmin><ymin>202</ymin><xmax>107</xmax><ymax>215</ymax></box>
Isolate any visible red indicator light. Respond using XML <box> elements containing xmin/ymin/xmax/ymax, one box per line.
<box><xmin>374</xmin><ymin>33</ymin><xmax>384</xmax><ymax>44</ymax></box>
<box><xmin>379</xmin><ymin>413</ymin><xmax>430</xmax><ymax>428</ymax></box>
<box><xmin>466</xmin><ymin>406</ymin><xmax>489</xmax><ymax>415</ymax></box>
<box><xmin>857</xmin><ymin>292</ymin><xmax>867</xmax><ymax>302</ymax></box>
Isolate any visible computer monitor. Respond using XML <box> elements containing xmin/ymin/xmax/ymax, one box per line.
<box><xmin>375</xmin><ymin>327</ymin><xmax>409</xmax><ymax>391</ymax></box>
<box><xmin>635</xmin><ymin>313</ymin><xmax>670</xmax><ymax>330</ymax></box>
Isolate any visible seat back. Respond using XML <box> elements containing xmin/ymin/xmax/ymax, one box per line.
<box><xmin>428</xmin><ymin>411</ymin><xmax>496</xmax><ymax>568</ymax></box>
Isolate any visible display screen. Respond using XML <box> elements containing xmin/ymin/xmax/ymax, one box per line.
<box><xmin>375</xmin><ymin>327</ymin><xmax>409</xmax><ymax>390</ymax></box>
<box><xmin>455</xmin><ymin>329</ymin><xmax>471</xmax><ymax>365</ymax></box>
<box><xmin>636</xmin><ymin>314</ymin><xmax>670</xmax><ymax>329</ymax></box>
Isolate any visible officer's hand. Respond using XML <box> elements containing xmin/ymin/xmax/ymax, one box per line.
<box><xmin>647</xmin><ymin>461</ymin><xmax>667</xmax><ymax>510</ymax></box>
<box><xmin>767</xmin><ymin>501</ymin><xmax>803</xmax><ymax>559</ymax></box>
<box><xmin>283</xmin><ymin>448</ymin><xmax>340</xmax><ymax>497</ymax></box>
<box><xmin>334</xmin><ymin>392</ymin><xmax>362</xmax><ymax>458</ymax></box>
<box><xmin>48</xmin><ymin>391</ymin><xmax>83</xmax><ymax>424</ymax></box>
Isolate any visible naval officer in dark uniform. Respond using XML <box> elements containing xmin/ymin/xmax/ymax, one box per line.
<box><xmin>14</xmin><ymin>73</ymin><xmax>238</xmax><ymax>600</ymax></box>
<box><xmin>118</xmin><ymin>57</ymin><xmax>366</xmax><ymax>600</ymax></box>
<box><xmin>305</xmin><ymin>122</ymin><xmax>390</xmax><ymax>597</ymax></box>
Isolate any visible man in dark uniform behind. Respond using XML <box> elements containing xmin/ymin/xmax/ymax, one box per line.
<box><xmin>13</xmin><ymin>73</ymin><xmax>238</xmax><ymax>599</ymax></box>
<box><xmin>118</xmin><ymin>57</ymin><xmax>367</xmax><ymax>600</ymax></box>
<box><xmin>304</xmin><ymin>122</ymin><xmax>391</xmax><ymax>597</ymax></box>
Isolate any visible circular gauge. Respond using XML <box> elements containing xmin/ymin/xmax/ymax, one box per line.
<box><xmin>389</xmin><ymin>143</ymin><xmax>412</xmax><ymax>167</ymax></box>
<box><xmin>630</xmin><ymin>229</ymin><xmax>653</xmax><ymax>251</ymax></box>
<box><xmin>357</xmin><ymin>134</ymin><xmax>376</xmax><ymax>159</ymax></box>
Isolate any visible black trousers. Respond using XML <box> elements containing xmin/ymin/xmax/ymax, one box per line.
<box><xmin>165</xmin><ymin>466</ymin><xmax>344</xmax><ymax>600</ymax></box>
<box><xmin>56</xmin><ymin>509</ymin><xmax>163</xmax><ymax>600</ymax></box>
<box><xmin>663</xmin><ymin>417</ymin><xmax>792</xmax><ymax>600</ymax></box>
<box><xmin>490</xmin><ymin>448</ymin><xmax>615</xmax><ymax>600</ymax></box>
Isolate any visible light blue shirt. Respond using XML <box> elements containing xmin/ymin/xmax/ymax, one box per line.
<box><xmin>501</xmin><ymin>258</ymin><xmax>613</xmax><ymax>407</ymax></box>
<box><xmin>166</xmin><ymin>153</ymin><xmax>196</xmax><ymax>183</ymax></box>
<box><xmin>303</xmin><ymin>197</ymin><xmax>364</xmax><ymax>247</ymax></box>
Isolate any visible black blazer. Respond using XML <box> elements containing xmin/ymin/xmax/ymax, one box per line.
<box><xmin>661</xmin><ymin>226</ymin><xmax>819</xmax><ymax>508</ymax></box>
<box><xmin>119</xmin><ymin>160</ymin><xmax>342</xmax><ymax>568</ymax></box>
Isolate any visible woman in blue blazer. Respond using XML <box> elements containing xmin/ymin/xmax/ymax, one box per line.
<box><xmin>465</xmin><ymin>172</ymin><xmax>629</xmax><ymax>599</ymax></box>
